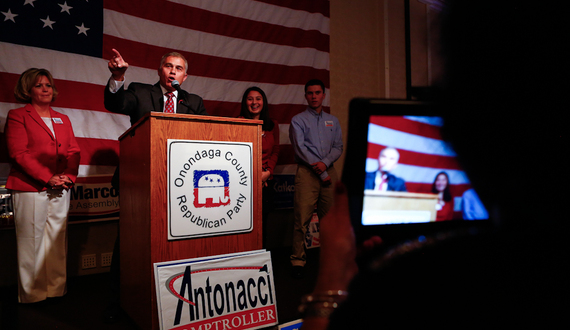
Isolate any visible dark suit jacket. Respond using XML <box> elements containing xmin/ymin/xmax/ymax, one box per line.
<box><xmin>104</xmin><ymin>81</ymin><xmax>208</xmax><ymax>125</ymax></box>
<box><xmin>5</xmin><ymin>104</ymin><xmax>81</xmax><ymax>192</ymax></box>
<box><xmin>364</xmin><ymin>171</ymin><xmax>407</xmax><ymax>192</ymax></box>
<box><xmin>105</xmin><ymin>81</ymin><xmax>208</xmax><ymax>189</ymax></box>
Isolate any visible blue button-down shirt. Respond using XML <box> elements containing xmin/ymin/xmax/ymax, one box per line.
<box><xmin>289</xmin><ymin>107</ymin><xmax>343</xmax><ymax>180</ymax></box>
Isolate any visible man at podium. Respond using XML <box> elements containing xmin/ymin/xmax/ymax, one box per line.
<box><xmin>364</xmin><ymin>147</ymin><xmax>407</xmax><ymax>192</ymax></box>
<box><xmin>101</xmin><ymin>49</ymin><xmax>208</xmax><ymax>323</ymax></box>
<box><xmin>104</xmin><ymin>48</ymin><xmax>208</xmax><ymax>124</ymax></box>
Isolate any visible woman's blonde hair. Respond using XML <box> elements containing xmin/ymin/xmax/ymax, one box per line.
<box><xmin>14</xmin><ymin>68</ymin><xmax>58</xmax><ymax>103</ymax></box>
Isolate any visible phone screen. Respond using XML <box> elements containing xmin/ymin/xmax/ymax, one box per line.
<box><xmin>361</xmin><ymin>115</ymin><xmax>488</xmax><ymax>225</ymax></box>
<box><xmin>343</xmin><ymin>99</ymin><xmax>489</xmax><ymax>243</ymax></box>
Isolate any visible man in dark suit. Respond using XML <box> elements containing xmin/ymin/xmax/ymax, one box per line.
<box><xmin>364</xmin><ymin>147</ymin><xmax>407</xmax><ymax>192</ymax></box>
<box><xmin>102</xmin><ymin>49</ymin><xmax>207</xmax><ymax>323</ymax></box>
<box><xmin>105</xmin><ymin>49</ymin><xmax>208</xmax><ymax>189</ymax></box>
<box><xmin>104</xmin><ymin>48</ymin><xmax>207</xmax><ymax>125</ymax></box>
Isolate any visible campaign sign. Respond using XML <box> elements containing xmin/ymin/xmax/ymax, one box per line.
<box><xmin>68</xmin><ymin>182</ymin><xmax>120</xmax><ymax>217</ymax></box>
<box><xmin>279</xmin><ymin>319</ymin><xmax>303</xmax><ymax>330</ymax></box>
<box><xmin>168</xmin><ymin>140</ymin><xmax>253</xmax><ymax>240</ymax></box>
<box><xmin>304</xmin><ymin>212</ymin><xmax>320</xmax><ymax>249</ymax></box>
<box><xmin>271</xmin><ymin>174</ymin><xmax>295</xmax><ymax>209</ymax></box>
<box><xmin>154</xmin><ymin>250</ymin><xmax>278</xmax><ymax>330</ymax></box>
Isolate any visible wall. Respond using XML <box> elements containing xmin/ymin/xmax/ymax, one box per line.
<box><xmin>330</xmin><ymin>0</ymin><xmax>443</xmax><ymax>175</ymax></box>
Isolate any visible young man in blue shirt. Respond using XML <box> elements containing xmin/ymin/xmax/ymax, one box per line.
<box><xmin>288</xmin><ymin>79</ymin><xmax>343</xmax><ymax>278</ymax></box>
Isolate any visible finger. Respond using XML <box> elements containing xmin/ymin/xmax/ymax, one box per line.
<box><xmin>111</xmin><ymin>48</ymin><xmax>122</xmax><ymax>59</ymax></box>
<box><xmin>58</xmin><ymin>176</ymin><xmax>71</xmax><ymax>183</ymax></box>
<box><xmin>326</xmin><ymin>182</ymin><xmax>349</xmax><ymax>226</ymax></box>
<box><xmin>361</xmin><ymin>236</ymin><xmax>383</xmax><ymax>251</ymax></box>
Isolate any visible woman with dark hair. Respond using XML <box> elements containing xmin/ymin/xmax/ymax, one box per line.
<box><xmin>5</xmin><ymin>68</ymin><xmax>81</xmax><ymax>303</ymax></box>
<box><xmin>239</xmin><ymin>87</ymin><xmax>279</xmax><ymax>247</ymax></box>
<box><xmin>432</xmin><ymin>171</ymin><xmax>453</xmax><ymax>221</ymax></box>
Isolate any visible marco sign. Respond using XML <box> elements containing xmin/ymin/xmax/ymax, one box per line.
<box><xmin>168</xmin><ymin>140</ymin><xmax>253</xmax><ymax>240</ymax></box>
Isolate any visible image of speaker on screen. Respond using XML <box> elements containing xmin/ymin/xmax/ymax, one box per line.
<box><xmin>364</xmin><ymin>147</ymin><xmax>407</xmax><ymax>192</ymax></box>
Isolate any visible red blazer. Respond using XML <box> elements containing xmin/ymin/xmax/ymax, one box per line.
<box><xmin>262</xmin><ymin>120</ymin><xmax>280</xmax><ymax>178</ymax></box>
<box><xmin>5</xmin><ymin>104</ymin><xmax>81</xmax><ymax>192</ymax></box>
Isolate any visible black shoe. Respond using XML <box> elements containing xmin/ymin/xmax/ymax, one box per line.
<box><xmin>291</xmin><ymin>266</ymin><xmax>305</xmax><ymax>279</ymax></box>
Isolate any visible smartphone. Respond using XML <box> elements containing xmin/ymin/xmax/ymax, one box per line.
<box><xmin>342</xmin><ymin>99</ymin><xmax>489</xmax><ymax>244</ymax></box>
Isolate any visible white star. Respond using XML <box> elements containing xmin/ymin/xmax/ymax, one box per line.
<box><xmin>2</xmin><ymin>9</ymin><xmax>18</xmax><ymax>23</ymax></box>
<box><xmin>24</xmin><ymin>0</ymin><xmax>36</xmax><ymax>7</ymax></box>
<box><xmin>58</xmin><ymin>1</ymin><xmax>73</xmax><ymax>15</ymax></box>
<box><xmin>76</xmin><ymin>22</ymin><xmax>90</xmax><ymax>35</ymax></box>
<box><xmin>40</xmin><ymin>16</ymin><xmax>56</xmax><ymax>29</ymax></box>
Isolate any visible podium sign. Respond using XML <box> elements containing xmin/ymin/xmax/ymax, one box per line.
<box><xmin>168</xmin><ymin>140</ymin><xmax>253</xmax><ymax>240</ymax></box>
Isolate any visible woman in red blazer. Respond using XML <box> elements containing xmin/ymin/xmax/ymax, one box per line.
<box><xmin>5</xmin><ymin>68</ymin><xmax>80</xmax><ymax>303</ymax></box>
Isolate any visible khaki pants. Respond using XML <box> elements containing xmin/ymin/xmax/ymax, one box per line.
<box><xmin>13</xmin><ymin>189</ymin><xmax>70</xmax><ymax>303</ymax></box>
<box><xmin>290</xmin><ymin>165</ymin><xmax>337</xmax><ymax>266</ymax></box>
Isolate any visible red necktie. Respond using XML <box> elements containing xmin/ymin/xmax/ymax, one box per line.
<box><xmin>165</xmin><ymin>92</ymin><xmax>174</xmax><ymax>113</ymax></box>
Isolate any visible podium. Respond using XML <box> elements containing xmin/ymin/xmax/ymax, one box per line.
<box><xmin>362</xmin><ymin>190</ymin><xmax>438</xmax><ymax>224</ymax></box>
<box><xmin>118</xmin><ymin>113</ymin><xmax>262</xmax><ymax>330</ymax></box>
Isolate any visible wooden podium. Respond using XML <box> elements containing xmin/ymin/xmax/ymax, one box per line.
<box><xmin>362</xmin><ymin>190</ymin><xmax>439</xmax><ymax>224</ymax></box>
<box><xmin>118</xmin><ymin>113</ymin><xmax>262</xmax><ymax>330</ymax></box>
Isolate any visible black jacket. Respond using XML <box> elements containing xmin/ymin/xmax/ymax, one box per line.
<box><xmin>104</xmin><ymin>81</ymin><xmax>208</xmax><ymax>125</ymax></box>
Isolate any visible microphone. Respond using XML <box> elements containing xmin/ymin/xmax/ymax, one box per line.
<box><xmin>170</xmin><ymin>80</ymin><xmax>189</xmax><ymax>107</ymax></box>
<box><xmin>171</xmin><ymin>80</ymin><xmax>183</xmax><ymax>93</ymax></box>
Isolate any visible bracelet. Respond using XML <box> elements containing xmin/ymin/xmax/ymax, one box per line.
<box><xmin>298</xmin><ymin>290</ymin><xmax>348</xmax><ymax>318</ymax></box>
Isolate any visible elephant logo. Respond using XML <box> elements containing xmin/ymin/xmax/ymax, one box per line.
<box><xmin>193</xmin><ymin>170</ymin><xmax>230</xmax><ymax>208</ymax></box>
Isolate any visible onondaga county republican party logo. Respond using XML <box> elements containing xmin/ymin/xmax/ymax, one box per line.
<box><xmin>168</xmin><ymin>140</ymin><xmax>253</xmax><ymax>240</ymax></box>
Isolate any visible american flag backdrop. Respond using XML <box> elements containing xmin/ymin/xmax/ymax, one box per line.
<box><xmin>366</xmin><ymin>116</ymin><xmax>472</xmax><ymax>218</ymax></box>
<box><xmin>0</xmin><ymin>0</ymin><xmax>330</xmax><ymax>222</ymax></box>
